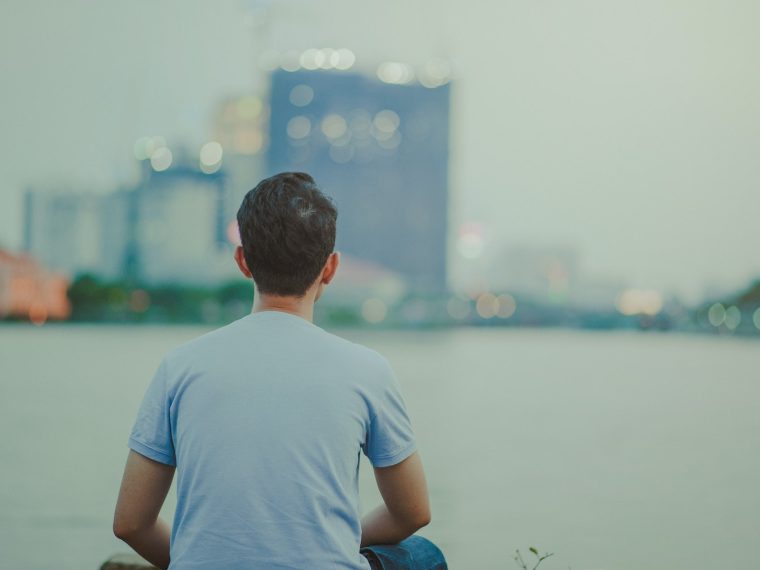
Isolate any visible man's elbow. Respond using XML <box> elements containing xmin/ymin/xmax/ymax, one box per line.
<box><xmin>113</xmin><ymin>520</ymin><xmax>131</xmax><ymax>541</ymax></box>
<box><xmin>113</xmin><ymin>517</ymin><xmax>144</xmax><ymax>541</ymax></box>
<box><xmin>415</xmin><ymin>508</ymin><xmax>432</xmax><ymax>530</ymax></box>
<box><xmin>403</xmin><ymin>507</ymin><xmax>431</xmax><ymax>532</ymax></box>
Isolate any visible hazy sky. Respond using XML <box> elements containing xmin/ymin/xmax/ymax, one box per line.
<box><xmin>2</xmin><ymin>0</ymin><xmax>759</xmax><ymax>301</ymax></box>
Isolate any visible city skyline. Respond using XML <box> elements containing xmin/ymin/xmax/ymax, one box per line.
<box><xmin>2</xmin><ymin>1</ymin><xmax>760</xmax><ymax>303</ymax></box>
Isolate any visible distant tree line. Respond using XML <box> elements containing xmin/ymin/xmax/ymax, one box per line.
<box><xmin>65</xmin><ymin>273</ymin><xmax>367</xmax><ymax>326</ymax></box>
<box><xmin>66</xmin><ymin>273</ymin><xmax>254</xmax><ymax>323</ymax></box>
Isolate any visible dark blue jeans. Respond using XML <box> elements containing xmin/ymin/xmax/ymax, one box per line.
<box><xmin>360</xmin><ymin>535</ymin><xmax>447</xmax><ymax>569</ymax></box>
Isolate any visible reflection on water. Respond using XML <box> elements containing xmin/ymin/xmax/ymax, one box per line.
<box><xmin>1</xmin><ymin>324</ymin><xmax>758</xmax><ymax>569</ymax></box>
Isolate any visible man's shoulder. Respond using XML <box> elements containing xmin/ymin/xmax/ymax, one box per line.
<box><xmin>317</xmin><ymin>329</ymin><xmax>390</xmax><ymax>368</ymax></box>
<box><xmin>160</xmin><ymin>318</ymin><xmax>246</xmax><ymax>370</ymax></box>
<box><xmin>318</xmin><ymin>332</ymin><xmax>398</xmax><ymax>391</ymax></box>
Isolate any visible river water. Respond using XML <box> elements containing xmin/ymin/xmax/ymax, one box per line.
<box><xmin>1</xmin><ymin>324</ymin><xmax>758</xmax><ymax>569</ymax></box>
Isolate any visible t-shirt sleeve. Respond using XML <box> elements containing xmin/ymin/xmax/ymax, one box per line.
<box><xmin>362</xmin><ymin>357</ymin><xmax>417</xmax><ymax>468</ymax></box>
<box><xmin>127</xmin><ymin>357</ymin><xmax>177</xmax><ymax>466</ymax></box>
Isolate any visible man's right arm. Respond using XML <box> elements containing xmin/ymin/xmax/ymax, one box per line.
<box><xmin>360</xmin><ymin>451</ymin><xmax>431</xmax><ymax>547</ymax></box>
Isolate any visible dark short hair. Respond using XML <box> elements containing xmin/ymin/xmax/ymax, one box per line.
<box><xmin>236</xmin><ymin>172</ymin><xmax>338</xmax><ymax>297</ymax></box>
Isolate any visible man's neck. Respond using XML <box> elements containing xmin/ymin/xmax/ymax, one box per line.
<box><xmin>251</xmin><ymin>295</ymin><xmax>315</xmax><ymax>323</ymax></box>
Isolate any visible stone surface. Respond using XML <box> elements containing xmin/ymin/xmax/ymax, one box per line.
<box><xmin>100</xmin><ymin>553</ymin><xmax>158</xmax><ymax>570</ymax></box>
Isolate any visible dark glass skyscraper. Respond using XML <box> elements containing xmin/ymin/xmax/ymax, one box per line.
<box><xmin>267</xmin><ymin>69</ymin><xmax>450</xmax><ymax>294</ymax></box>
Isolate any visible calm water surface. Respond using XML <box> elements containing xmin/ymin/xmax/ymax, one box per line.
<box><xmin>1</xmin><ymin>324</ymin><xmax>758</xmax><ymax>569</ymax></box>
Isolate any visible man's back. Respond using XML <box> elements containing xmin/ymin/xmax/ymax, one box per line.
<box><xmin>128</xmin><ymin>309</ymin><xmax>417</xmax><ymax>570</ymax></box>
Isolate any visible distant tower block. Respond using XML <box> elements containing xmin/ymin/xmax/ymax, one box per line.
<box><xmin>266</xmin><ymin>68</ymin><xmax>451</xmax><ymax>294</ymax></box>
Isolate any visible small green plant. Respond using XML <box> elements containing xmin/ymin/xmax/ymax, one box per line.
<box><xmin>514</xmin><ymin>547</ymin><xmax>554</xmax><ymax>570</ymax></box>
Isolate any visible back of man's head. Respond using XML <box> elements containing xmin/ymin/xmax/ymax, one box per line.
<box><xmin>236</xmin><ymin>172</ymin><xmax>338</xmax><ymax>298</ymax></box>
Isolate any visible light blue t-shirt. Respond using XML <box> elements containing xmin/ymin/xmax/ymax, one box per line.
<box><xmin>128</xmin><ymin>309</ymin><xmax>417</xmax><ymax>570</ymax></box>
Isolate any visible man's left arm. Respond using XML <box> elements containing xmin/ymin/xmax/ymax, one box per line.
<box><xmin>113</xmin><ymin>449</ymin><xmax>175</xmax><ymax>570</ymax></box>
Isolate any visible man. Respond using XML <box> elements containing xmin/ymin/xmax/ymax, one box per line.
<box><xmin>113</xmin><ymin>172</ymin><xmax>447</xmax><ymax>569</ymax></box>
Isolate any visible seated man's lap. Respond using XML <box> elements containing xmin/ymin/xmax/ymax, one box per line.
<box><xmin>360</xmin><ymin>535</ymin><xmax>447</xmax><ymax>570</ymax></box>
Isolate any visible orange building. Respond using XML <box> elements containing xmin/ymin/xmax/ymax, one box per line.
<box><xmin>0</xmin><ymin>250</ymin><xmax>70</xmax><ymax>323</ymax></box>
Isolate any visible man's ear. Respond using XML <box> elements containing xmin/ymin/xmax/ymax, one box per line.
<box><xmin>234</xmin><ymin>246</ymin><xmax>252</xmax><ymax>278</ymax></box>
<box><xmin>322</xmin><ymin>251</ymin><xmax>340</xmax><ymax>285</ymax></box>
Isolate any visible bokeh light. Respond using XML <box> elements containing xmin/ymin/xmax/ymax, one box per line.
<box><xmin>289</xmin><ymin>84</ymin><xmax>314</xmax><ymax>107</ymax></box>
<box><xmin>299</xmin><ymin>48</ymin><xmax>322</xmax><ymax>70</ymax></box>
<box><xmin>377</xmin><ymin>62</ymin><xmax>414</xmax><ymax>84</ymax></box>
<box><xmin>496</xmin><ymin>294</ymin><xmax>517</xmax><ymax>318</ymax></box>
<box><xmin>287</xmin><ymin>116</ymin><xmax>311</xmax><ymax>139</ymax></box>
<box><xmin>373</xmin><ymin>110</ymin><xmax>400</xmax><ymax>132</ymax></box>
<box><xmin>199</xmin><ymin>141</ymin><xmax>223</xmax><ymax>174</ymax></box>
<box><xmin>150</xmin><ymin>146</ymin><xmax>172</xmax><ymax>172</ymax></box>
<box><xmin>419</xmin><ymin>58</ymin><xmax>452</xmax><ymax>88</ymax></box>
<box><xmin>333</xmin><ymin>48</ymin><xmax>356</xmax><ymax>70</ymax></box>
<box><xmin>133</xmin><ymin>136</ymin><xmax>166</xmax><ymax>161</ymax></box>
<box><xmin>707</xmin><ymin>303</ymin><xmax>726</xmax><ymax>327</ymax></box>
<box><xmin>321</xmin><ymin>114</ymin><xmax>348</xmax><ymax>139</ymax></box>
<box><xmin>280</xmin><ymin>50</ymin><xmax>301</xmax><ymax>72</ymax></box>
<box><xmin>361</xmin><ymin>298</ymin><xmax>387</xmax><ymax>323</ymax></box>
<box><xmin>298</xmin><ymin>48</ymin><xmax>355</xmax><ymax>71</ymax></box>
<box><xmin>616</xmin><ymin>289</ymin><xmax>663</xmax><ymax>316</ymax></box>
<box><xmin>475</xmin><ymin>292</ymin><xmax>499</xmax><ymax>318</ymax></box>
<box><xmin>133</xmin><ymin>137</ymin><xmax>152</xmax><ymax>160</ymax></box>
<box><xmin>724</xmin><ymin>305</ymin><xmax>741</xmax><ymax>330</ymax></box>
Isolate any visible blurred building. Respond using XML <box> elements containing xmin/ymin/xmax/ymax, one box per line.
<box><xmin>0</xmin><ymin>249</ymin><xmax>70</xmax><ymax>322</ymax></box>
<box><xmin>23</xmin><ymin>157</ymin><xmax>239</xmax><ymax>286</ymax></box>
<box><xmin>24</xmin><ymin>189</ymin><xmax>108</xmax><ymax>277</ymax></box>
<box><xmin>489</xmin><ymin>244</ymin><xmax>580</xmax><ymax>303</ymax></box>
<box><xmin>123</xmin><ymin>160</ymin><xmax>238</xmax><ymax>285</ymax></box>
<box><xmin>266</xmin><ymin>68</ymin><xmax>451</xmax><ymax>294</ymax></box>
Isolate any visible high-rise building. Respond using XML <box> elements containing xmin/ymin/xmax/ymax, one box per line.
<box><xmin>23</xmin><ymin>160</ymin><xmax>239</xmax><ymax>286</ymax></box>
<box><xmin>266</xmin><ymin>68</ymin><xmax>451</xmax><ymax>294</ymax></box>
<box><xmin>23</xmin><ymin>189</ymin><xmax>112</xmax><ymax>278</ymax></box>
<box><xmin>122</xmin><ymin>161</ymin><xmax>237</xmax><ymax>285</ymax></box>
